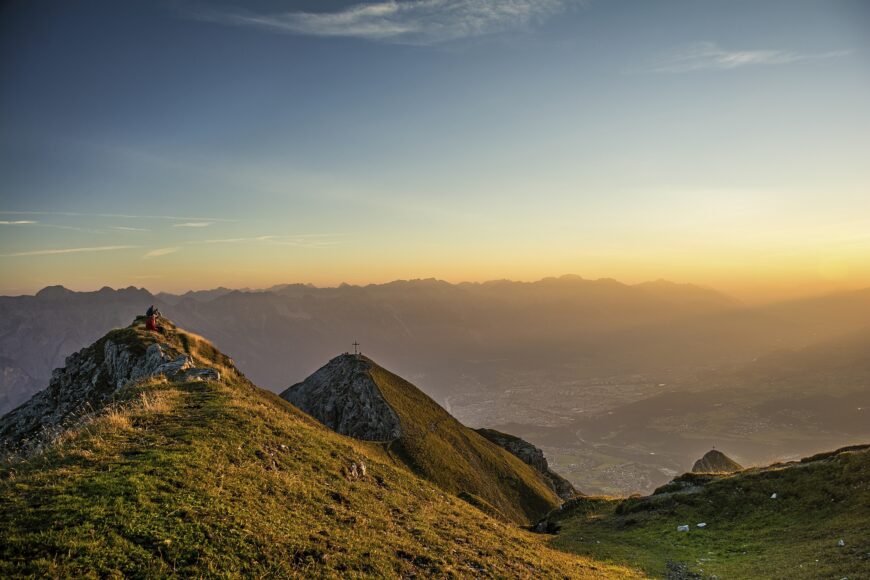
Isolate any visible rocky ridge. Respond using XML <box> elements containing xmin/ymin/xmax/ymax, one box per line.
<box><xmin>475</xmin><ymin>428</ymin><xmax>579</xmax><ymax>500</ymax></box>
<box><xmin>0</xmin><ymin>319</ymin><xmax>221</xmax><ymax>454</ymax></box>
<box><xmin>281</xmin><ymin>352</ymin><xmax>563</xmax><ymax>524</ymax></box>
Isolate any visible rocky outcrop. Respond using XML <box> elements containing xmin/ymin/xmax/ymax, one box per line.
<box><xmin>0</xmin><ymin>327</ymin><xmax>220</xmax><ymax>453</ymax></box>
<box><xmin>476</xmin><ymin>428</ymin><xmax>579</xmax><ymax>500</ymax></box>
<box><xmin>283</xmin><ymin>354</ymin><xmax>563</xmax><ymax>524</ymax></box>
<box><xmin>691</xmin><ymin>449</ymin><xmax>743</xmax><ymax>473</ymax></box>
<box><xmin>280</xmin><ymin>354</ymin><xmax>401</xmax><ymax>441</ymax></box>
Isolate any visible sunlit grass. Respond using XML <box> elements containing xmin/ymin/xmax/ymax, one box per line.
<box><xmin>0</xmin><ymin>323</ymin><xmax>642</xmax><ymax>578</ymax></box>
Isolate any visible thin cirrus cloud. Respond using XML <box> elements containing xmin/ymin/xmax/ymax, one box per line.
<box><xmin>191</xmin><ymin>0</ymin><xmax>582</xmax><ymax>45</ymax></box>
<box><xmin>0</xmin><ymin>220</ymin><xmax>38</xmax><ymax>225</ymax></box>
<box><xmin>143</xmin><ymin>247</ymin><xmax>181</xmax><ymax>259</ymax></box>
<box><xmin>172</xmin><ymin>222</ymin><xmax>213</xmax><ymax>228</ymax></box>
<box><xmin>110</xmin><ymin>226</ymin><xmax>151</xmax><ymax>232</ymax></box>
<box><xmin>1</xmin><ymin>245</ymin><xmax>139</xmax><ymax>258</ymax></box>
<box><xmin>192</xmin><ymin>234</ymin><xmax>343</xmax><ymax>248</ymax></box>
<box><xmin>645</xmin><ymin>42</ymin><xmax>851</xmax><ymax>73</ymax></box>
<box><xmin>0</xmin><ymin>211</ymin><xmax>234</xmax><ymax>222</ymax></box>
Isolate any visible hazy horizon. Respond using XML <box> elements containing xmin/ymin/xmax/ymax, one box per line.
<box><xmin>7</xmin><ymin>272</ymin><xmax>870</xmax><ymax>305</ymax></box>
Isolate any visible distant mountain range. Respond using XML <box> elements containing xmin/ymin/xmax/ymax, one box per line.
<box><xmin>1</xmin><ymin>277</ymin><xmax>868</xmax><ymax>495</ymax></box>
<box><xmin>3</xmin><ymin>278</ymin><xmax>866</xmax><ymax>408</ymax></box>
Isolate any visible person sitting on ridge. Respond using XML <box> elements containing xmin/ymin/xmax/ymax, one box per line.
<box><xmin>144</xmin><ymin>305</ymin><xmax>163</xmax><ymax>333</ymax></box>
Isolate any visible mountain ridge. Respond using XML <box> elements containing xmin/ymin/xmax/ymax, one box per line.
<box><xmin>282</xmin><ymin>353</ymin><xmax>563</xmax><ymax>525</ymax></box>
<box><xmin>0</xmin><ymin>320</ymin><xmax>638</xmax><ymax>578</ymax></box>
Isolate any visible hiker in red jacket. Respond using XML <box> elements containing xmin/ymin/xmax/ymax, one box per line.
<box><xmin>144</xmin><ymin>305</ymin><xmax>162</xmax><ymax>332</ymax></box>
<box><xmin>145</xmin><ymin>315</ymin><xmax>159</xmax><ymax>331</ymax></box>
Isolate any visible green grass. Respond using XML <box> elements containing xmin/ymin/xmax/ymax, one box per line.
<box><xmin>549</xmin><ymin>447</ymin><xmax>870</xmax><ymax>579</ymax></box>
<box><xmin>367</xmin><ymin>362</ymin><xmax>562</xmax><ymax>525</ymax></box>
<box><xmin>0</xmin><ymin>323</ymin><xmax>640</xmax><ymax>578</ymax></box>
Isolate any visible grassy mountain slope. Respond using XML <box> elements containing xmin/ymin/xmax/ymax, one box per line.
<box><xmin>364</xmin><ymin>360</ymin><xmax>563</xmax><ymax>524</ymax></box>
<box><xmin>547</xmin><ymin>446</ymin><xmax>870</xmax><ymax>578</ymax></box>
<box><xmin>0</xmin><ymin>322</ymin><xmax>638</xmax><ymax>578</ymax></box>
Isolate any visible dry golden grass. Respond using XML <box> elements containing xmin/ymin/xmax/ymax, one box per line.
<box><xmin>137</xmin><ymin>389</ymin><xmax>176</xmax><ymax>415</ymax></box>
<box><xmin>92</xmin><ymin>407</ymin><xmax>133</xmax><ymax>433</ymax></box>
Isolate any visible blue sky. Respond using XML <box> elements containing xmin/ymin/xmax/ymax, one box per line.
<box><xmin>1</xmin><ymin>0</ymin><xmax>868</xmax><ymax>299</ymax></box>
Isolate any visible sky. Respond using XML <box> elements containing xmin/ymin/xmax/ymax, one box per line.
<box><xmin>1</xmin><ymin>0</ymin><xmax>869</xmax><ymax>302</ymax></box>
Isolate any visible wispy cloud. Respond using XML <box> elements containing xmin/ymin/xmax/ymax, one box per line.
<box><xmin>1</xmin><ymin>245</ymin><xmax>138</xmax><ymax>258</ymax></box>
<box><xmin>646</xmin><ymin>42</ymin><xmax>851</xmax><ymax>73</ymax></box>
<box><xmin>0</xmin><ymin>211</ymin><xmax>235</xmax><ymax>222</ymax></box>
<box><xmin>192</xmin><ymin>234</ymin><xmax>343</xmax><ymax>249</ymax></box>
<box><xmin>0</xmin><ymin>220</ymin><xmax>37</xmax><ymax>225</ymax></box>
<box><xmin>143</xmin><ymin>247</ymin><xmax>181</xmax><ymax>259</ymax></box>
<box><xmin>191</xmin><ymin>0</ymin><xmax>581</xmax><ymax>45</ymax></box>
<box><xmin>110</xmin><ymin>226</ymin><xmax>151</xmax><ymax>232</ymax></box>
<box><xmin>173</xmin><ymin>222</ymin><xmax>213</xmax><ymax>228</ymax></box>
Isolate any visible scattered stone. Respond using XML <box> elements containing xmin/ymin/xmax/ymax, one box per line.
<box><xmin>665</xmin><ymin>560</ymin><xmax>703</xmax><ymax>579</ymax></box>
<box><xmin>344</xmin><ymin>460</ymin><xmax>367</xmax><ymax>481</ymax></box>
<box><xmin>838</xmin><ymin>539</ymin><xmax>846</xmax><ymax>547</ymax></box>
<box><xmin>178</xmin><ymin>367</ymin><xmax>220</xmax><ymax>382</ymax></box>
<box><xmin>771</xmin><ymin>493</ymin><xmax>777</xmax><ymax>499</ymax></box>
<box><xmin>677</xmin><ymin>525</ymin><xmax>690</xmax><ymax>532</ymax></box>
<box><xmin>696</xmin><ymin>522</ymin><xmax>707</xmax><ymax>528</ymax></box>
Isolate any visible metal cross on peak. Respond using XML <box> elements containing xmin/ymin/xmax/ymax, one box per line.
<box><xmin>352</xmin><ymin>341</ymin><xmax>360</xmax><ymax>355</ymax></box>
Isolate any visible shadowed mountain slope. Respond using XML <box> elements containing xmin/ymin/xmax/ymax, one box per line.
<box><xmin>282</xmin><ymin>354</ymin><xmax>563</xmax><ymax>525</ymax></box>
<box><xmin>0</xmin><ymin>322</ymin><xmax>639</xmax><ymax>578</ymax></box>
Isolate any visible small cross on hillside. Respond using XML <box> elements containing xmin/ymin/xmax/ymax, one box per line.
<box><xmin>352</xmin><ymin>341</ymin><xmax>360</xmax><ymax>355</ymax></box>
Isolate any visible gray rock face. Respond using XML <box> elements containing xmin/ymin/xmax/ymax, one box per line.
<box><xmin>281</xmin><ymin>354</ymin><xmax>401</xmax><ymax>441</ymax></box>
<box><xmin>0</xmin><ymin>332</ymin><xmax>220</xmax><ymax>454</ymax></box>
<box><xmin>178</xmin><ymin>367</ymin><xmax>221</xmax><ymax>382</ymax></box>
<box><xmin>476</xmin><ymin>428</ymin><xmax>579</xmax><ymax>500</ymax></box>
